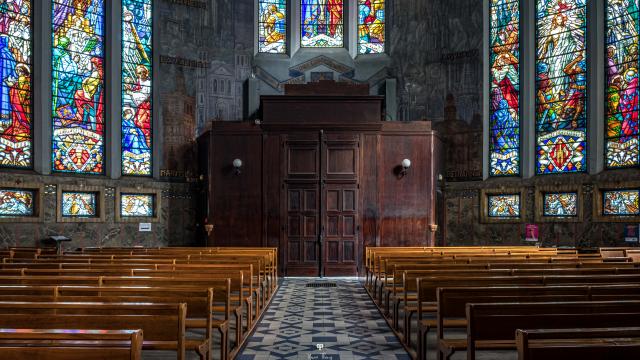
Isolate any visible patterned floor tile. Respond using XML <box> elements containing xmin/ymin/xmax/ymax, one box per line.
<box><xmin>237</xmin><ymin>278</ymin><xmax>408</xmax><ymax>360</ymax></box>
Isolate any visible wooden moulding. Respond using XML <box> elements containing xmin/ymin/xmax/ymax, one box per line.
<box><xmin>480</xmin><ymin>188</ymin><xmax>527</xmax><ymax>224</ymax></box>
<box><xmin>593</xmin><ymin>181</ymin><xmax>640</xmax><ymax>223</ymax></box>
<box><xmin>0</xmin><ymin>182</ymin><xmax>44</xmax><ymax>223</ymax></box>
<box><xmin>534</xmin><ymin>185</ymin><xmax>584</xmax><ymax>223</ymax></box>
<box><xmin>56</xmin><ymin>185</ymin><xmax>105</xmax><ymax>223</ymax></box>
<box><xmin>115</xmin><ymin>187</ymin><xmax>162</xmax><ymax>223</ymax></box>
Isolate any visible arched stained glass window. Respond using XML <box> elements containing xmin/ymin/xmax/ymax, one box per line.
<box><xmin>52</xmin><ymin>0</ymin><xmax>105</xmax><ymax>174</ymax></box>
<box><xmin>535</xmin><ymin>0</ymin><xmax>587</xmax><ymax>174</ymax></box>
<box><xmin>122</xmin><ymin>0</ymin><xmax>153</xmax><ymax>176</ymax></box>
<box><xmin>259</xmin><ymin>0</ymin><xmax>287</xmax><ymax>53</ymax></box>
<box><xmin>301</xmin><ymin>0</ymin><xmax>343</xmax><ymax>48</ymax></box>
<box><xmin>489</xmin><ymin>0</ymin><xmax>520</xmax><ymax>176</ymax></box>
<box><xmin>605</xmin><ymin>0</ymin><xmax>639</xmax><ymax>168</ymax></box>
<box><xmin>0</xmin><ymin>0</ymin><xmax>32</xmax><ymax>169</ymax></box>
<box><xmin>358</xmin><ymin>0</ymin><xmax>385</xmax><ymax>54</ymax></box>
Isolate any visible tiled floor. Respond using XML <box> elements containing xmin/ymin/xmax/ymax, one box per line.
<box><xmin>237</xmin><ymin>278</ymin><xmax>410</xmax><ymax>360</ymax></box>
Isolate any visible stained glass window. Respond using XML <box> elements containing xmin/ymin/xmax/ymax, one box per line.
<box><xmin>301</xmin><ymin>0</ymin><xmax>343</xmax><ymax>48</ymax></box>
<box><xmin>489</xmin><ymin>0</ymin><xmax>520</xmax><ymax>176</ymax></box>
<box><xmin>0</xmin><ymin>189</ymin><xmax>34</xmax><ymax>217</ymax></box>
<box><xmin>603</xmin><ymin>189</ymin><xmax>640</xmax><ymax>215</ymax></box>
<box><xmin>61</xmin><ymin>191</ymin><xmax>97</xmax><ymax>217</ymax></box>
<box><xmin>535</xmin><ymin>0</ymin><xmax>587</xmax><ymax>174</ymax></box>
<box><xmin>120</xmin><ymin>193</ymin><xmax>154</xmax><ymax>217</ymax></box>
<box><xmin>606</xmin><ymin>0</ymin><xmax>639</xmax><ymax>168</ymax></box>
<box><xmin>543</xmin><ymin>192</ymin><xmax>578</xmax><ymax>216</ymax></box>
<box><xmin>488</xmin><ymin>194</ymin><xmax>521</xmax><ymax>218</ymax></box>
<box><xmin>259</xmin><ymin>0</ymin><xmax>286</xmax><ymax>53</ymax></box>
<box><xmin>51</xmin><ymin>0</ymin><xmax>105</xmax><ymax>174</ymax></box>
<box><xmin>358</xmin><ymin>0</ymin><xmax>385</xmax><ymax>54</ymax></box>
<box><xmin>0</xmin><ymin>0</ymin><xmax>32</xmax><ymax>169</ymax></box>
<box><xmin>122</xmin><ymin>0</ymin><xmax>152</xmax><ymax>176</ymax></box>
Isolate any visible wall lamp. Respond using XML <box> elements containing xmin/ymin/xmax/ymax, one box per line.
<box><xmin>400</xmin><ymin>158</ymin><xmax>411</xmax><ymax>176</ymax></box>
<box><xmin>232</xmin><ymin>158</ymin><xmax>243</xmax><ymax>175</ymax></box>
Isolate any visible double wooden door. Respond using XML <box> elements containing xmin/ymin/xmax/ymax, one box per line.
<box><xmin>283</xmin><ymin>132</ymin><xmax>360</xmax><ymax>276</ymax></box>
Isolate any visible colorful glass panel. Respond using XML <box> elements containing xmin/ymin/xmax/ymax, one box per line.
<box><xmin>606</xmin><ymin>0</ymin><xmax>640</xmax><ymax>168</ymax></box>
<box><xmin>301</xmin><ymin>0</ymin><xmax>343</xmax><ymax>48</ymax></box>
<box><xmin>259</xmin><ymin>0</ymin><xmax>286</xmax><ymax>53</ymax></box>
<box><xmin>543</xmin><ymin>192</ymin><xmax>578</xmax><ymax>216</ymax></box>
<box><xmin>61</xmin><ymin>191</ymin><xmax>97</xmax><ymax>217</ymax></box>
<box><xmin>120</xmin><ymin>193</ymin><xmax>154</xmax><ymax>217</ymax></box>
<box><xmin>488</xmin><ymin>194</ymin><xmax>521</xmax><ymax>218</ymax></box>
<box><xmin>51</xmin><ymin>0</ymin><xmax>104</xmax><ymax>174</ymax></box>
<box><xmin>489</xmin><ymin>0</ymin><xmax>520</xmax><ymax>176</ymax></box>
<box><xmin>0</xmin><ymin>0</ymin><xmax>32</xmax><ymax>168</ymax></box>
<box><xmin>535</xmin><ymin>0</ymin><xmax>587</xmax><ymax>174</ymax></box>
<box><xmin>0</xmin><ymin>189</ymin><xmax>34</xmax><ymax>217</ymax></box>
<box><xmin>122</xmin><ymin>0</ymin><xmax>152</xmax><ymax>176</ymax></box>
<box><xmin>358</xmin><ymin>0</ymin><xmax>385</xmax><ymax>54</ymax></box>
<box><xmin>603</xmin><ymin>189</ymin><xmax>640</xmax><ymax>215</ymax></box>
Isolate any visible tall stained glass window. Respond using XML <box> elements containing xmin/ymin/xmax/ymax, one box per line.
<box><xmin>52</xmin><ymin>0</ymin><xmax>105</xmax><ymax>174</ymax></box>
<box><xmin>301</xmin><ymin>0</ymin><xmax>343</xmax><ymax>48</ymax></box>
<box><xmin>122</xmin><ymin>0</ymin><xmax>153</xmax><ymax>176</ymax></box>
<box><xmin>358</xmin><ymin>0</ymin><xmax>385</xmax><ymax>54</ymax></box>
<box><xmin>0</xmin><ymin>0</ymin><xmax>32</xmax><ymax>169</ymax></box>
<box><xmin>606</xmin><ymin>0</ymin><xmax>639</xmax><ymax>168</ymax></box>
<box><xmin>536</xmin><ymin>0</ymin><xmax>587</xmax><ymax>174</ymax></box>
<box><xmin>259</xmin><ymin>0</ymin><xmax>286</xmax><ymax>53</ymax></box>
<box><xmin>489</xmin><ymin>0</ymin><xmax>520</xmax><ymax>176</ymax></box>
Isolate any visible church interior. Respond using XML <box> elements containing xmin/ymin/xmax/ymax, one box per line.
<box><xmin>0</xmin><ymin>0</ymin><xmax>640</xmax><ymax>359</ymax></box>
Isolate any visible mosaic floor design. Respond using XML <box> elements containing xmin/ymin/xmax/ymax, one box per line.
<box><xmin>237</xmin><ymin>277</ymin><xmax>410</xmax><ymax>360</ymax></box>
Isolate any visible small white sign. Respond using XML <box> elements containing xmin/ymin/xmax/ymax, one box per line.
<box><xmin>139</xmin><ymin>223</ymin><xmax>152</xmax><ymax>232</ymax></box>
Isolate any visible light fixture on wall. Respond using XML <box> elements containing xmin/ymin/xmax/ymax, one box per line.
<box><xmin>233</xmin><ymin>158</ymin><xmax>243</xmax><ymax>175</ymax></box>
<box><xmin>400</xmin><ymin>158</ymin><xmax>411</xmax><ymax>176</ymax></box>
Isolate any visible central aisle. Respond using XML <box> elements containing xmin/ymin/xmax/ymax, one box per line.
<box><xmin>237</xmin><ymin>278</ymin><xmax>410</xmax><ymax>360</ymax></box>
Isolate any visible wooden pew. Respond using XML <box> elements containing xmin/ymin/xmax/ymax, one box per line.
<box><xmin>404</xmin><ymin>272</ymin><xmax>640</xmax><ymax>349</ymax></box>
<box><xmin>445</xmin><ymin>301</ymin><xmax>640</xmax><ymax>360</ymax></box>
<box><xmin>423</xmin><ymin>285</ymin><xmax>640</xmax><ymax>360</ymax></box>
<box><xmin>0</xmin><ymin>302</ymin><xmax>188</xmax><ymax>360</ymax></box>
<box><xmin>516</xmin><ymin>327</ymin><xmax>640</xmax><ymax>360</ymax></box>
<box><xmin>0</xmin><ymin>329</ymin><xmax>143</xmax><ymax>360</ymax></box>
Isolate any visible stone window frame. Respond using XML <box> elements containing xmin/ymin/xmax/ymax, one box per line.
<box><xmin>56</xmin><ymin>185</ymin><xmax>106</xmax><ymax>223</ymax></box>
<box><xmin>592</xmin><ymin>181</ymin><xmax>640</xmax><ymax>223</ymax></box>
<box><xmin>534</xmin><ymin>184</ymin><xmax>584</xmax><ymax>223</ymax></box>
<box><xmin>254</xmin><ymin>0</ymin><xmax>390</xmax><ymax>59</ymax></box>
<box><xmin>480</xmin><ymin>188</ymin><xmax>527</xmax><ymax>224</ymax></box>
<box><xmin>483</xmin><ymin>0</ymin><xmax>605</xmax><ymax>179</ymax></box>
<box><xmin>115</xmin><ymin>187</ymin><xmax>162</xmax><ymax>223</ymax></box>
<box><xmin>24</xmin><ymin>2</ymin><xmax>160</xmax><ymax>179</ymax></box>
<box><xmin>0</xmin><ymin>182</ymin><xmax>44</xmax><ymax>223</ymax></box>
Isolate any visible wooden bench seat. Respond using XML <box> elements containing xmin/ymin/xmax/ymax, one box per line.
<box><xmin>422</xmin><ymin>285</ymin><xmax>640</xmax><ymax>360</ymax></box>
<box><xmin>441</xmin><ymin>301</ymin><xmax>640</xmax><ymax>360</ymax></box>
<box><xmin>516</xmin><ymin>327</ymin><xmax>640</xmax><ymax>360</ymax></box>
<box><xmin>0</xmin><ymin>329</ymin><xmax>143</xmax><ymax>360</ymax></box>
<box><xmin>0</xmin><ymin>301</ymin><xmax>189</xmax><ymax>360</ymax></box>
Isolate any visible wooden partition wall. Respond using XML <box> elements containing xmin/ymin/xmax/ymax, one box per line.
<box><xmin>198</xmin><ymin>82</ymin><xmax>442</xmax><ymax>276</ymax></box>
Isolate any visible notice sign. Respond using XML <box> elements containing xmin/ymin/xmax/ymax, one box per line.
<box><xmin>625</xmin><ymin>225</ymin><xmax>639</xmax><ymax>243</ymax></box>
<box><xmin>139</xmin><ymin>223</ymin><xmax>152</xmax><ymax>232</ymax></box>
<box><xmin>525</xmin><ymin>224</ymin><xmax>539</xmax><ymax>242</ymax></box>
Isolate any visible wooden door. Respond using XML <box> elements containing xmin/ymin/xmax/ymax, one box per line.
<box><xmin>322</xmin><ymin>134</ymin><xmax>360</xmax><ymax>276</ymax></box>
<box><xmin>283</xmin><ymin>136</ymin><xmax>321</xmax><ymax>276</ymax></box>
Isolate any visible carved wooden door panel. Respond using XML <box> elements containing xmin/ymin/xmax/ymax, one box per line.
<box><xmin>282</xmin><ymin>136</ymin><xmax>321</xmax><ymax>276</ymax></box>
<box><xmin>322</xmin><ymin>135</ymin><xmax>360</xmax><ymax>276</ymax></box>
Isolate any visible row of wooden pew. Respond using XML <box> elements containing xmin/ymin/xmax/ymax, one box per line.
<box><xmin>0</xmin><ymin>246</ymin><xmax>278</xmax><ymax>360</ymax></box>
<box><xmin>364</xmin><ymin>246</ymin><xmax>640</xmax><ymax>360</ymax></box>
